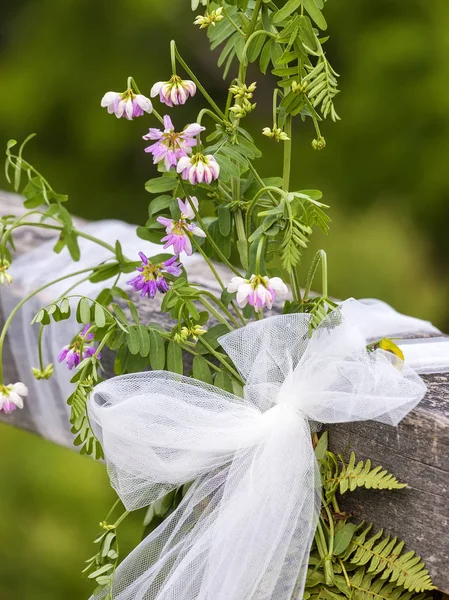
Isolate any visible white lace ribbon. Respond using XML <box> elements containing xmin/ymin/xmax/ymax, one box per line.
<box><xmin>88</xmin><ymin>299</ymin><xmax>447</xmax><ymax>600</ymax></box>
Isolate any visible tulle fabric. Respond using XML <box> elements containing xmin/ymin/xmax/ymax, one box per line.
<box><xmin>0</xmin><ymin>220</ymin><xmax>201</xmax><ymax>445</ymax></box>
<box><xmin>88</xmin><ymin>300</ymin><xmax>438</xmax><ymax>600</ymax></box>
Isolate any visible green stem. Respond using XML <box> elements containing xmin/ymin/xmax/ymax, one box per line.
<box><xmin>190</xmin><ymin>237</ymin><xmax>225</xmax><ymax>291</ymax></box>
<box><xmin>37</xmin><ymin>325</ymin><xmax>45</xmax><ymax>371</ymax></box>
<box><xmin>200</xmin><ymin>290</ymin><xmax>242</xmax><ymax>329</ymax></box>
<box><xmin>222</xmin><ymin>6</ymin><xmax>245</xmax><ymax>36</ymax></box>
<box><xmin>182</xmin><ymin>185</ymin><xmax>242</xmax><ymax>278</ymax></box>
<box><xmin>303</xmin><ymin>249</ymin><xmax>328</xmax><ymax>302</ymax></box>
<box><xmin>282</xmin><ymin>115</ymin><xmax>292</xmax><ymax>192</ymax></box>
<box><xmin>104</xmin><ymin>498</ymin><xmax>122</xmax><ymax>523</ymax></box>
<box><xmin>113</xmin><ymin>509</ymin><xmax>130</xmax><ymax>529</ymax></box>
<box><xmin>198</xmin><ymin>336</ymin><xmax>244</xmax><ymax>384</ymax></box>
<box><xmin>198</xmin><ymin>296</ymin><xmax>233</xmax><ymax>331</ymax></box>
<box><xmin>245</xmin><ymin>185</ymin><xmax>286</xmax><ymax>235</ymax></box>
<box><xmin>196</xmin><ymin>108</ymin><xmax>226</xmax><ymax>127</ymax></box>
<box><xmin>290</xmin><ymin>268</ymin><xmax>302</xmax><ymax>303</ymax></box>
<box><xmin>173</xmin><ymin>42</ymin><xmax>226</xmax><ymax>119</ymax></box>
<box><xmin>0</xmin><ymin>267</ymin><xmax>95</xmax><ymax>383</ymax></box>
<box><xmin>169</xmin><ymin>40</ymin><xmax>177</xmax><ymax>76</ymax></box>
<box><xmin>11</xmin><ymin>221</ymin><xmax>121</xmax><ymax>257</ymax></box>
<box><xmin>255</xmin><ymin>235</ymin><xmax>264</xmax><ymax>274</ymax></box>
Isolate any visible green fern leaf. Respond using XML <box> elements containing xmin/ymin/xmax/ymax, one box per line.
<box><xmin>328</xmin><ymin>453</ymin><xmax>407</xmax><ymax>494</ymax></box>
<box><xmin>344</xmin><ymin>526</ymin><xmax>435</xmax><ymax>593</ymax></box>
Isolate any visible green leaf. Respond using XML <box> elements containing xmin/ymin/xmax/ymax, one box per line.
<box><xmin>214</xmin><ymin>372</ymin><xmax>234</xmax><ymax>393</ymax></box>
<box><xmin>273</xmin><ymin>0</ymin><xmax>302</xmax><ymax>24</ymax></box>
<box><xmin>302</xmin><ymin>0</ymin><xmax>327</xmax><ymax>30</ymax></box>
<box><xmin>314</xmin><ymin>431</ymin><xmax>328</xmax><ymax>462</ymax></box>
<box><xmin>94</xmin><ymin>304</ymin><xmax>106</xmax><ymax>328</ymax></box>
<box><xmin>192</xmin><ymin>355</ymin><xmax>213</xmax><ymax>384</ymax></box>
<box><xmin>218</xmin><ymin>204</ymin><xmax>232</xmax><ymax>236</ymax></box>
<box><xmin>167</xmin><ymin>341</ymin><xmax>183</xmax><ymax>374</ymax></box>
<box><xmin>138</xmin><ymin>325</ymin><xmax>151</xmax><ymax>357</ymax></box>
<box><xmin>78</xmin><ymin>298</ymin><xmax>91</xmax><ymax>324</ymax></box>
<box><xmin>333</xmin><ymin>523</ymin><xmax>358</xmax><ymax>555</ymax></box>
<box><xmin>145</xmin><ymin>176</ymin><xmax>178</xmax><ymax>194</ymax></box>
<box><xmin>136</xmin><ymin>227</ymin><xmax>164</xmax><ymax>244</ymax></box>
<box><xmin>149</xmin><ymin>330</ymin><xmax>165</xmax><ymax>370</ymax></box>
<box><xmin>127</xmin><ymin>326</ymin><xmax>140</xmax><ymax>355</ymax></box>
<box><xmin>148</xmin><ymin>195</ymin><xmax>173</xmax><ymax>217</ymax></box>
<box><xmin>89</xmin><ymin>264</ymin><xmax>120</xmax><ymax>283</ymax></box>
<box><xmin>22</xmin><ymin>178</ymin><xmax>45</xmax><ymax>208</ymax></box>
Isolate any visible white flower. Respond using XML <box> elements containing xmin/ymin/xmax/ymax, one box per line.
<box><xmin>151</xmin><ymin>76</ymin><xmax>197</xmax><ymax>107</ymax></box>
<box><xmin>227</xmin><ymin>275</ymin><xmax>288</xmax><ymax>310</ymax></box>
<box><xmin>177</xmin><ymin>153</ymin><xmax>220</xmax><ymax>184</ymax></box>
<box><xmin>0</xmin><ymin>382</ymin><xmax>28</xmax><ymax>414</ymax></box>
<box><xmin>101</xmin><ymin>89</ymin><xmax>152</xmax><ymax>120</ymax></box>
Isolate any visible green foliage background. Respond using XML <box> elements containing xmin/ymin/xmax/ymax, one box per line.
<box><xmin>0</xmin><ymin>0</ymin><xmax>448</xmax><ymax>598</ymax></box>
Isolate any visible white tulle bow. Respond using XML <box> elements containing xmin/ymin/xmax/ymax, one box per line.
<box><xmin>88</xmin><ymin>299</ymin><xmax>432</xmax><ymax>600</ymax></box>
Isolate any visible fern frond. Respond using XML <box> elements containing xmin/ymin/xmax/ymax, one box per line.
<box><xmin>303</xmin><ymin>40</ymin><xmax>340</xmax><ymax>122</ymax></box>
<box><xmin>280</xmin><ymin>216</ymin><xmax>311</xmax><ymax>270</ymax></box>
<box><xmin>344</xmin><ymin>526</ymin><xmax>435</xmax><ymax>593</ymax></box>
<box><xmin>326</xmin><ymin>452</ymin><xmax>407</xmax><ymax>495</ymax></box>
<box><xmin>351</xmin><ymin>567</ymin><xmax>433</xmax><ymax>600</ymax></box>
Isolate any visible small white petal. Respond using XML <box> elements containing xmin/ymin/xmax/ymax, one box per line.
<box><xmin>125</xmin><ymin>98</ymin><xmax>134</xmax><ymax>120</ymax></box>
<box><xmin>227</xmin><ymin>277</ymin><xmax>246</xmax><ymax>293</ymax></box>
<box><xmin>8</xmin><ymin>391</ymin><xmax>23</xmax><ymax>409</ymax></box>
<box><xmin>183</xmin><ymin>123</ymin><xmax>205</xmax><ymax>137</ymax></box>
<box><xmin>183</xmin><ymin>80</ymin><xmax>196</xmax><ymax>96</ymax></box>
<box><xmin>236</xmin><ymin>283</ymin><xmax>252</xmax><ymax>308</ymax></box>
<box><xmin>135</xmin><ymin>94</ymin><xmax>153</xmax><ymax>113</ymax></box>
<box><xmin>191</xmin><ymin>225</ymin><xmax>206</xmax><ymax>238</ymax></box>
<box><xmin>116</xmin><ymin>99</ymin><xmax>125</xmax><ymax>118</ymax></box>
<box><xmin>177</xmin><ymin>156</ymin><xmax>191</xmax><ymax>173</ymax></box>
<box><xmin>196</xmin><ymin>161</ymin><xmax>205</xmax><ymax>183</ymax></box>
<box><xmin>150</xmin><ymin>82</ymin><xmax>164</xmax><ymax>97</ymax></box>
<box><xmin>101</xmin><ymin>91</ymin><xmax>118</xmax><ymax>107</ymax></box>
<box><xmin>269</xmin><ymin>277</ymin><xmax>288</xmax><ymax>298</ymax></box>
<box><xmin>12</xmin><ymin>382</ymin><xmax>28</xmax><ymax>396</ymax></box>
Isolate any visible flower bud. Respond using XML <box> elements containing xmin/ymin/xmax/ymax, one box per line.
<box><xmin>312</xmin><ymin>136</ymin><xmax>326</xmax><ymax>151</ymax></box>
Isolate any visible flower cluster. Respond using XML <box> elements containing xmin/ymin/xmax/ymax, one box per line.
<box><xmin>227</xmin><ymin>275</ymin><xmax>288</xmax><ymax>310</ymax></box>
<box><xmin>262</xmin><ymin>127</ymin><xmax>290</xmax><ymax>142</ymax></box>
<box><xmin>173</xmin><ymin>324</ymin><xmax>207</xmax><ymax>343</ymax></box>
<box><xmin>58</xmin><ymin>324</ymin><xmax>99</xmax><ymax>370</ymax></box>
<box><xmin>151</xmin><ymin>76</ymin><xmax>196</xmax><ymax>107</ymax></box>
<box><xmin>127</xmin><ymin>252</ymin><xmax>182</xmax><ymax>298</ymax></box>
<box><xmin>157</xmin><ymin>197</ymin><xmax>206</xmax><ymax>256</ymax></box>
<box><xmin>0</xmin><ymin>382</ymin><xmax>28</xmax><ymax>414</ymax></box>
<box><xmin>193</xmin><ymin>7</ymin><xmax>224</xmax><ymax>29</ymax></box>
<box><xmin>32</xmin><ymin>364</ymin><xmax>54</xmax><ymax>380</ymax></box>
<box><xmin>143</xmin><ymin>115</ymin><xmax>204</xmax><ymax>171</ymax></box>
<box><xmin>101</xmin><ymin>89</ymin><xmax>152</xmax><ymax>120</ymax></box>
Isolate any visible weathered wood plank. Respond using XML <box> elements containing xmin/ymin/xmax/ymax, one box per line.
<box><xmin>1</xmin><ymin>192</ymin><xmax>448</xmax><ymax>591</ymax></box>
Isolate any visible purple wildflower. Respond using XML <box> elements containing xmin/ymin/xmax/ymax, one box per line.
<box><xmin>151</xmin><ymin>76</ymin><xmax>196</xmax><ymax>107</ymax></box>
<box><xmin>127</xmin><ymin>252</ymin><xmax>182</xmax><ymax>298</ymax></box>
<box><xmin>58</xmin><ymin>324</ymin><xmax>100</xmax><ymax>371</ymax></box>
<box><xmin>101</xmin><ymin>89</ymin><xmax>152</xmax><ymax>120</ymax></box>
<box><xmin>156</xmin><ymin>197</ymin><xmax>206</xmax><ymax>256</ymax></box>
<box><xmin>143</xmin><ymin>116</ymin><xmax>204</xmax><ymax>171</ymax></box>
<box><xmin>177</xmin><ymin>153</ymin><xmax>220</xmax><ymax>184</ymax></box>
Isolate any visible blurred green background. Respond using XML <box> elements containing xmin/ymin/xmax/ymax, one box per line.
<box><xmin>1</xmin><ymin>0</ymin><xmax>448</xmax><ymax>598</ymax></box>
